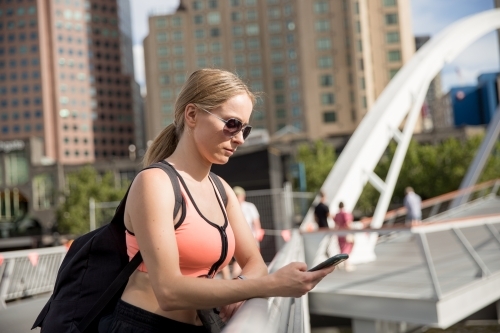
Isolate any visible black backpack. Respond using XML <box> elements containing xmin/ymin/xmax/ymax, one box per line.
<box><xmin>32</xmin><ymin>161</ymin><xmax>228</xmax><ymax>333</ymax></box>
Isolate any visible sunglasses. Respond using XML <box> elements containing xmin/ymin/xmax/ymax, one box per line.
<box><xmin>200</xmin><ymin>108</ymin><xmax>252</xmax><ymax>140</ymax></box>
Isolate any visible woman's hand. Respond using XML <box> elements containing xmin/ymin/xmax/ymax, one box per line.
<box><xmin>219</xmin><ymin>301</ymin><xmax>245</xmax><ymax>322</ymax></box>
<box><xmin>267</xmin><ymin>262</ymin><xmax>335</xmax><ymax>298</ymax></box>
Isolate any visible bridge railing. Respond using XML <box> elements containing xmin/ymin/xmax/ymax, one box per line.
<box><xmin>223</xmin><ymin>228</ymin><xmax>309</xmax><ymax>333</ymax></box>
<box><xmin>374</xmin><ymin>179</ymin><xmax>500</xmax><ymax>226</ymax></box>
<box><xmin>0</xmin><ymin>246</ymin><xmax>66</xmax><ymax>308</ymax></box>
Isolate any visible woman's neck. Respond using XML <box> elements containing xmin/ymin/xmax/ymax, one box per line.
<box><xmin>167</xmin><ymin>136</ymin><xmax>211</xmax><ymax>182</ymax></box>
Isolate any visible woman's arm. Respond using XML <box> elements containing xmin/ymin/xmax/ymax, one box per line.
<box><xmin>127</xmin><ymin>169</ymin><xmax>334</xmax><ymax>311</ymax></box>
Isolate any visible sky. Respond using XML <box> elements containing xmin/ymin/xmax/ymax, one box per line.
<box><xmin>129</xmin><ymin>0</ymin><xmax>500</xmax><ymax>94</ymax></box>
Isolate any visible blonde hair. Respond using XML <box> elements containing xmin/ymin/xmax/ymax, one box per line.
<box><xmin>143</xmin><ymin>69</ymin><xmax>256</xmax><ymax>167</ymax></box>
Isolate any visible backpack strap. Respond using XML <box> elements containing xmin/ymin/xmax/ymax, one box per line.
<box><xmin>209</xmin><ymin>172</ymin><xmax>228</xmax><ymax>207</ymax></box>
<box><xmin>78</xmin><ymin>162</ymin><xmax>184</xmax><ymax>333</ymax></box>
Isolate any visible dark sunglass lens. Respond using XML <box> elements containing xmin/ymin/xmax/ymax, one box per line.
<box><xmin>225</xmin><ymin>119</ymin><xmax>242</xmax><ymax>133</ymax></box>
<box><xmin>242</xmin><ymin>126</ymin><xmax>252</xmax><ymax>139</ymax></box>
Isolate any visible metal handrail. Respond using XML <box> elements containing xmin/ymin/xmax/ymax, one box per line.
<box><xmin>223</xmin><ymin>229</ymin><xmax>308</xmax><ymax>333</ymax></box>
<box><xmin>0</xmin><ymin>246</ymin><xmax>67</xmax><ymax>308</ymax></box>
<box><xmin>368</xmin><ymin>179</ymin><xmax>500</xmax><ymax>226</ymax></box>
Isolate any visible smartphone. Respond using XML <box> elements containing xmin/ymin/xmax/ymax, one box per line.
<box><xmin>307</xmin><ymin>254</ymin><xmax>349</xmax><ymax>272</ymax></box>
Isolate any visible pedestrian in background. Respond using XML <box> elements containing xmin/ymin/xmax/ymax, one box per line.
<box><xmin>404</xmin><ymin>187</ymin><xmax>422</xmax><ymax>226</ymax></box>
<box><xmin>231</xmin><ymin>186</ymin><xmax>263</xmax><ymax>278</ymax></box>
<box><xmin>334</xmin><ymin>202</ymin><xmax>355</xmax><ymax>271</ymax></box>
<box><xmin>314</xmin><ymin>191</ymin><xmax>330</xmax><ymax>229</ymax></box>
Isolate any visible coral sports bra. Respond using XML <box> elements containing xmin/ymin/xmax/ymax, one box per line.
<box><xmin>125</xmin><ymin>169</ymin><xmax>235</xmax><ymax>278</ymax></box>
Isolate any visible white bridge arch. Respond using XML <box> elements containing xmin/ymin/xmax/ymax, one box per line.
<box><xmin>301</xmin><ymin>9</ymin><xmax>500</xmax><ymax>233</ymax></box>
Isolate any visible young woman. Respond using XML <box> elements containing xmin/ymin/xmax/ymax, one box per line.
<box><xmin>102</xmin><ymin>69</ymin><xmax>335</xmax><ymax>332</ymax></box>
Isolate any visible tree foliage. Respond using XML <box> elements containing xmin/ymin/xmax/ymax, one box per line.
<box><xmin>296</xmin><ymin>140</ymin><xmax>337</xmax><ymax>194</ymax></box>
<box><xmin>356</xmin><ymin>136</ymin><xmax>500</xmax><ymax>216</ymax></box>
<box><xmin>56</xmin><ymin>166</ymin><xmax>127</xmax><ymax>235</ymax></box>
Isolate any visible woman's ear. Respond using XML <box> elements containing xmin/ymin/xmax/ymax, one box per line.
<box><xmin>184</xmin><ymin>104</ymin><xmax>198</xmax><ymax>129</ymax></box>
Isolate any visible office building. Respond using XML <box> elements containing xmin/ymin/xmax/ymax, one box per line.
<box><xmin>0</xmin><ymin>0</ymin><xmax>141</xmax><ymax>165</ymax></box>
<box><xmin>143</xmin><ymin>0</ymin><xmax>415</xmax><ymax>142</ymax></box>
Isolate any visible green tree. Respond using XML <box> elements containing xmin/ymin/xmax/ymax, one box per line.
<box><xmin>56</xmin><ymin>166</ymin><xmax>127</xmax><ymax>235</ymax></box>
<box><xmin>296</xmin><ymin>140</ymin><xmax>336</xmax><ymax>193</ymax></box>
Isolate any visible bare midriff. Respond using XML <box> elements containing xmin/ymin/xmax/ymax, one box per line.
<box><xmin>121</xmin><ymin>270</ymin><xmax>203</xmax><ymax>326</ymax></box>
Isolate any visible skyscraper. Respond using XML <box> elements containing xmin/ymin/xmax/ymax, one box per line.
<box><xmin>143</xmin><ymin>0</ymin><xmax>414</xmax><ymax>142</ymax></box>
<box><xmin>0</xmin><ymin>0</ymin><xmax>140</xmax><ymax>164</ymax></box>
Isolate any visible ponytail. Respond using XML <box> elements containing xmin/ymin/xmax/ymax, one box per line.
<box><xmin>143</xmin><ymin>124</ymin><xmax>179</xmax><ymax>167</ymax></box>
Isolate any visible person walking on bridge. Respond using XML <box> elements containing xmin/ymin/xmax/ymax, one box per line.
<box><xmin>404</xmin><ymin>187</ymin><xmax>422</xmax><ymax>226</ymax></box>
<box><xmin>99</xmin><ymin>69</ymin><xmax>336</xmax><ymax>333</ymax></box>
<box><xmin>314</xmin><ymin>191</ymin><xmax>331</xmax><ymax>229</ymax></box>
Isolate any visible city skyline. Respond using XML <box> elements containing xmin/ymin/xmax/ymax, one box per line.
<box><xmin>130</xmin><ymin>0</ymin><xmax>500</xmax><ymax>94</ymax></box>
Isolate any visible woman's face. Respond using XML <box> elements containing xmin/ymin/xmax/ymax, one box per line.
<box><xmin>194</xmin><ymin>93</ymin><xmax>253</xmax><ymax>165</ymax></box>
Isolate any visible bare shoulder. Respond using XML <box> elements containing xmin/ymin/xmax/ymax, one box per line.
<box><xmin>125</xmin><ymin>168</ymin><xmax>177</xmax><ymax>222</ymax></box>
<box><xmin>129</xmin><ymin>168</ymin><xmax>175</xmax><ymax>196</ymax></box>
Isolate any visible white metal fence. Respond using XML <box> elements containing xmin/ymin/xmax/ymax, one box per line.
<box><xmin>0</xmin><ymin>246</ymin><xmax>66</xmax><ymax>308</ymax></box>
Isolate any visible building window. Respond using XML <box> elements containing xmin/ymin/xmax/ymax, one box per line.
<box><xmin>248</xmin><ymin>53</ymin><xmax>261</xmax><ymax>64</ymax></box>
<box><xmin>196</xmin><ymin>43</ymin><xmax>207</xmax><ymax>53</ymax></box>
<box><xmin>276</xmin><ymin>109</ymin><xmax>286</xmax><ymax>118</ymax></box>
<box><xmin>314</xmin><ymin>1</ymin><xmax>329</xmax><ymax>13</ymax></box>
<box><xmin>292</xmin><ymin>106</ymin><xmax>301</xmax><ymax>116</ymax></box>
<box><xmin>197</xmin><ymin>58</ymin><xmax>207</xmax><ymax>68</ymax></box>
<box><xmin>271</xmin><ymin>51</ymin><xmax>284</xmax><ymax>62</ymax></box>
<box><xmin>271</xmin><ymin>36</ymin><xmax>283</xmax><ymax>48</ymax></box>
<box><xmin>386</xmin><ymin>32</ymin><xmax>400</xmax><ymax>44</ymax></box>
<box><xmin>234</xmin><ymin>54</ymin><xmax>245</xmax><ymax>65</ymax></box>
<box><xmin>388</xmin><ymin>50</ymin><xmax>401</xmax><ymax>62</ymax></box>
<box><xmin>207</xmin><ymin>12</ymin><xmax>221</xmax><ymax>25</ymax></box>
<box><xmin>193</xmin><ymin>1</ymin><xmax>204</xmax><ymax>10</ymax></box>
<box><xmin>360</xmin><ymin>77</ymin><xmax>365</xmax><ymax>90</ymax></box>
<box><xmin>233</xmin><ymin>39</ymin><xmax>244</xmax><ymax>50</ymax></box>
<box><xmin>233</xmin><ymin>26</ymin><xmax>243</xmax><ymax>36</ymax></box>
<box><xmin>171</xmin><ymin>17</ymin><xmax>183</xmax><ymax>27</ymax></box>
<box><xmin>247</xmin><ymin>10</ymin><xmax>258</xmax><ymax>21</ymax></box>
<box><xmin>173</xmin><ymin>31</ymin><xmax>183</xmax><ymax>41</ymax></box>
<box><xmin>317</xmin><ymin>38</ymin><xmax>331</xmax><ymax>50</ymax></box>
<box><xmin>156</xmin><ymin>17</ymin><xmax>167</xmax><ymax>28</ymax></box>
<box><xmin>195</xmin><ymin>29</ymin><xmax>205</xmax><ymax>39</ymax></box>
<box><xmin>274</xmin><ymin>79</ymin><xmax>285</xmax><ymax>89</ymax></box>
<box><xmin>385</xmin><ymin>13</ymin><xmax>398</xmax><ymax>25</ymax></box>
<box><xmin>209</xmin><ymin>0</ymin><xmax>218</xmax><ymax>9</ymax></box>
<box><xmin>210</xmin><ymin>28</ymin><xmax>220</xmax><ymax>37</ymax></box>
<box><xmin>323</xmin><ymin>111</ymin><xmax>336</xmax><ymax>123</ymax></box>
<box><xmin>231</xmin><ymin>12</ymin><xmax>241</xmax><ymax>22</ymax></box>
<box><xmin>275</xmin><ymin>94</ymin><xmax>285</xmax><ymax>104</ymax></box>
<box><xmin>174</xmin><ymin>45</ymin><xmax>184</xmax><ymax>55</ymax></box>
<box><xmin>247</xmin><ymin>38</ymin><xmax>260</xmax><ymax>49</ymax></box>
<box><xmin>318</xmin><ymin>56</ymin><xmax>333</xmax><ymax>68</ymax></box>
<box><xmin>315</xmin><ymin>20</ymin><xmax>330</xmax><ymax>32</ymax></box>
<box><xmin>246</xmin><ymin>24</ymin><xmax>259</xmax><ymax>35</ymax></box>
<box><xmin>269</xmin><ymin>22</ymin><xmax>281</xmax><ymax>33</ymax></box>
<box><xmin>249</xmin><ymin>67</ymin><xmax>261</xmax><ymax>78</ymax></box>
<box><xmin>158</xmin><ymin>46</ymin><xmax>168</xmax><ymax>57</ymax></box>
<box><xmin>268</xmin><ymin>7</ymin><xmax>281</xmax><ymax>19</ymax></box>
<box><xmin>321</xmin><ymin>93</ymin><xmax>335</xmax><ymax>105</ymax></box>
<box><xmin>384</xmin><ymin>0</ymin><xmax>397</xmax><ymax>6</ymax></box>
<box><xmin>160</xmin><ymin>60</ymin><xmax>170</xmax><ymax>71</ymax></box>
<box><xmin>211</xmin><ymin>41</ymin><xmax>221</xmax><ymax>52</ymax></box>
<box><xmin>319</xmin><ymin>74</ymin><xmax>333</xmax><ymax>87</ymax></box>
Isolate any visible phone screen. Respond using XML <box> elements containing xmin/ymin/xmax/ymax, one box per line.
<box><xmin>307</xmin><ymin>254</ymin><xmax>349</xmax><ymax>272</ymax></box>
